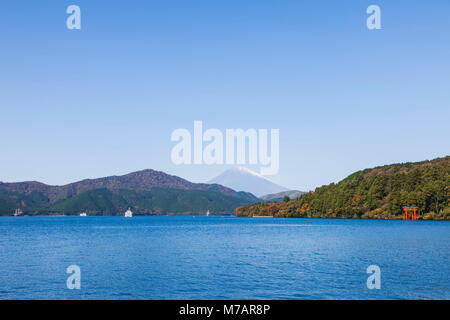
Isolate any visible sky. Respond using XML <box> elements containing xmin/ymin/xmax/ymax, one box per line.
<box><xmin>0</xmin><ymin>0</ymin><xmax>449</xmax><ymax>191</ymax></box>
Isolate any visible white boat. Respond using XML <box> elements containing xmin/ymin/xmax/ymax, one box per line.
<box><xmin>79</xmin><ymin>212</ymin><xmax>87</xmax><ymax>217</ymax></box>
<box><xmin>13</xmin><ymin>208</ymin><xmax>23</xmax><ymax>216</ymax></box>
<box><xmin>124</xmin><ymin>208</ymin><xmax>133</xmax><ymax>218</ymax></box>
<box><xmin>206</xmin><ymin>210</ymin><xmax>210</xmax><ymax>216</ymax></box>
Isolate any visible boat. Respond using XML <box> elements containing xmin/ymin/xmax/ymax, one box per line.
<box><xmin>79</xmin><ymin>212</ymin><xmax>87</xmax><ymax>217</ymax></box>
<box><xmin>124</xmin><ymin>208</ymin><xmax>133</xmax><ymax>218</ymax></box>
<box><xmin>206</xmin><ymin>210</ymin><xmax>210</xmax><ymax>216</ymax></box>
<box><xmin>13</xmin><ymin>209</ymin><xmax>23</xmax><ymax>216</ymax></box>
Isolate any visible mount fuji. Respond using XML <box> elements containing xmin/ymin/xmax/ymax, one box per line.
<box><xmin>208</xmin><ymin>167</ymin><xmax>289</xmax><ymax>197</ymax></box>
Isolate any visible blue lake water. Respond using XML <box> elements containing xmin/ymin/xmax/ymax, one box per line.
<box><xmin>0</xmin><ymin>216</ymin><xmax>448</xmax><ymax>300</ymax></box>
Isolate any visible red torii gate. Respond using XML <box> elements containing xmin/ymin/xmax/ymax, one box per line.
<box><xmin>402</xmin><ymin>206</ymin><xmax>419</xmax><ymax>220</ymax></box>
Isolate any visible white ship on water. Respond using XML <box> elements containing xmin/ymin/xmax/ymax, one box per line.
<box><xmin>79</xmin><ymin>212</ymin><xmax>87</xmax><ymax>217</ymax></box>
<box><xmin>124</xmin><ymin>208</ymin><xmax>133</xmax><ymax>218</ymax></box>
<box><xmin>206</xmin><ymin>210</ymin><xmax>210</xmax><ymax>216</ymax></box>
<box><xmin>13</xmin><ymin>209</ymin><xmax>23</xmax><ymax>216</ymax></box>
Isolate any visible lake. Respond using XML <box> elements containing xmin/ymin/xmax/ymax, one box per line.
<box><xmin>0</xmin><ymin>216</ymin><xmax>448</xmax><ymax>299</ymax></box>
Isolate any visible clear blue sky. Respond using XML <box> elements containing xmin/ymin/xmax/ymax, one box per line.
<box><xmin>1</xmin><ymin>0</ymin><xmax>449</xmax><ymax>191</ymax></box>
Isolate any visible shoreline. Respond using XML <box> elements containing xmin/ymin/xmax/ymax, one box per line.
<box><xmin>2</xmin><ymin>215</ymin><xmax>449</xmax><ymax>221</ymax></box>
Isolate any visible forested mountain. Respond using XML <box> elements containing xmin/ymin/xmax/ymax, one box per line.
<box><xmin>0</xmin><ymin>170</ymin><xmax>259</xmax><ymax>216</ymax></box>
<box><xmin>236</xmin><ymin>156</ymin><xmax>450</xmax><ymax>220</ymax></box>
<box><xmin>260</xmin><ymin>190</ymin><xmax>306</xmax><ymax>202</ymax></box>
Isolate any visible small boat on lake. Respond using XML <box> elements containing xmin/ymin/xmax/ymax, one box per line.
<box><xmin>79</xmin><ymin>212</ymin><xmax>87</xmax><ymax>217</ymax></box>
<box><xmin>124</xmin><ymin>208</ymin><xmax>133</xmax><ymax>218</ymax></box>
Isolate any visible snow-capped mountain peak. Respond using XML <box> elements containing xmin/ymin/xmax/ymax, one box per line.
<box><xmin>208</xmin><ymin>166</ymin><xmax>289</xmax><ymax>197</ymax></box>
<box><xmin>229</xmin><ymin>166</ymin><xmax>271</xmax><ymax>180</ymax></box>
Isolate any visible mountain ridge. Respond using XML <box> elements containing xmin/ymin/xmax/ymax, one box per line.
<box><xmin>0</xmin><ymin>169</ymin><xmax>259</xmax><ymax>216</ymax></box>
<box><xmin>0</xmin><ymin>169</ymin><xmax>253</xmax><ymax>202</ymax></box>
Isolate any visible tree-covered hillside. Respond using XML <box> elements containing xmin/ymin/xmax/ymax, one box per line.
<box><xmin>0</xmin><ymin>187</ymin><xmax>257</xmax><ymax>216</ymax></box>
<box><xmin>237</xmin><ymin>156</ymin><xmax>450</xmax><ymax>220</ymax></box>
<box><xmin>0</xmin><ymin>168</ymin><xmax>260</xmax><ymax>216</ymax></box>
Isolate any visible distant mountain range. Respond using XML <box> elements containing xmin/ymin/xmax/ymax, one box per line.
<box><xmin>260</xmin><ymin>190</ymin><xmax>306</xmax><ymax>202</ymax></box>
<box><xmin>208</xmin><ymin>167</ymin><xmax>290</xmax><ymax>197</ymax></box>
<box><xmin>0</xmin><ymin>170</ymin><xmax>259</xmax><ymax>216</ymax></box>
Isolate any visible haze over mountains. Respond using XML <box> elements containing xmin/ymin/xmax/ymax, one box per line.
<box><xmin>208</xmin><ymin>166</ymin><xmax>290</xmax><ymax>197</ymax></box>
<box><xmin>0</xmin><ymin>169</ymin><xmax>259</xmax><ymax>216</ymax></box>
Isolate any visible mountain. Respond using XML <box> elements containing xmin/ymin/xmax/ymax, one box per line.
<box><xmin>208</xmin><ymin>167</ymin><xmax>289</xmax><ymax>197</ymax></box>
<box><xmin>237</xmin><ymin>156</ymin><xmax>450</xmax><ymax>220</ymax></box>
<box><xmin>260</xmin><ymin>190</ymin><xmax>306</xmax><ymax>202</ymax></box>
<box><xmin>0</xmin><ymin>169</ymin><xmax>259</xmax><ymax>216</ymax></box>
